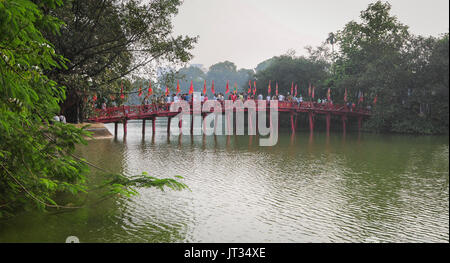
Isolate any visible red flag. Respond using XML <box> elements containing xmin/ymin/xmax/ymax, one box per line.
<box><xmin>203</xmin><ymin>79</ymin><xmax>207</xmax><ymax>95</ymax></box>
<box><xmin>165</xmin><ymin>86</ymin><xmax>170</xmax><ymax>96</ymax></box>
<box><xmin>291</xmin><ymin>82</ymin><xmax>294</xmax><ymax>95</ymax></box>
<box><xmin>327</xmin><ymin>88</ymin><xmax>331</xmax><ymax>101</ymax></box>
<box><xmin>176</xmin><ymin>80</ymin><xmax>181</xmax><ymax>95</ymax></box>
<box><xmin>248</xmin><ymin>80</ymin><xmax>251</xmax><ymax>94</ymax></box>
<box><xmin>359</xmin><ymin>92</ymin><xmax>364</xmax><ymax>103</ymax></box>
<box><xmin>225</xmin><ymin>80</ymin><xmax>230</xmax><ymax>94</ymax></box>
<box><xmin>268</xmin><ymin>80</ymin><xmax>271</xmax><ymax>95</ymax></box>
<box><xmin>308</xmin><ymin>83</ymin><xmax>311</xmax><ymax>97</ymax></box>
<box><xmin>275</xmin><ymin>82</ymin><xmax>278</xmax><ymax>96</ymax></box>
<box><xmin>234</xmin><ymin>82</ymin><xmax>237</xmax><ymax>94</ymax></box>
<box><xmin>147</xmin><ymin>81</ymin><xmax>153</xmax><ymax>96</ymax></box>
<box><xmin>138</xmin><ymin>85</ymin><xmax>143</xmax><ymax>97</ymax></box>
<box><xmin>189</xmin><ymin>80</ymin><xmax>194</xmax><ymax>94</ymax></box>
<box><xmin>312</xmin><ymin>86</ymin><xmax>315</xmax><ymax>99</ymax></box>
<box><xmin>120</xmin><ymin>82</ymin><xmax>125</xmax><ymax>100</ymax></box>
<box><xmin>344</xmin><ymin>88</ymin><xmax>347</xmax><ymax>102</ymax></box>
<box><xmin>373</xmin><ymin>95</ymin><xmax>378</xmax><ymax>105</ymax></box>
<box><xmin>211</xmin><ymin>80</ymin><xmax>215</xmax><ymax>94</ymax></box>
<box><xmin>294</xmin><ymin>84</ymin><xmax>297</xmax><ymax>97</ymax></box>
<box><xmin>92</xmin><ymin>94</ymin><xmax>97</xmax><ymax>102</ymax></box>
<box><xmin>253</xmin><ymin>81</ymin><xmax>256</xmax><ymax>95</ymax></box>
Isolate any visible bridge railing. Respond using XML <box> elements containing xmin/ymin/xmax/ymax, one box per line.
<box><xmin>88</xmin><ymin>100</ymin><xmax>370</xmax><ymax>121</ymax></box>
<box><xmin>91</xmin><ymin>106</ymin><xmax>124</xmax><ymax>119</ymax></box>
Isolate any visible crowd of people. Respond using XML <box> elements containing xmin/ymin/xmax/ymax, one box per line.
<box><xmin>97</xmin><ymin>91</ymin><xmax>371</xmax><ymax>115</ymax></box>
<box><xmin>140</xmin><ymin>92</ymin><xmax>315</xmax><ymax>105</ymax></box>
<box><xmin>128</xmin><ymin>92</ymin><xmax>350</xmax><ymax>113</ymax></box>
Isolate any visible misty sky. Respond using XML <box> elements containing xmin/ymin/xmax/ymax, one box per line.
<box><xmin>172</xmin><ymin>0</ymin><xmax>449</xmax><ymax>70</ymax></box>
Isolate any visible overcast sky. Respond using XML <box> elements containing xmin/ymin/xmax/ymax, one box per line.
<box><xmin>172</xmin><ymin>0</ymin><xmax>449</xmax><ymax>70</ymax></box>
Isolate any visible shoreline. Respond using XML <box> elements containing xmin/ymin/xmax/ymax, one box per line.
<box><xmin>72</xmin><ymin>123</ymin><xmax>113</xmax><ymax>140</ymax></box>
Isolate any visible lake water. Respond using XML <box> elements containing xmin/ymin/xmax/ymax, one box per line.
<box><xmin>0</xmin><ymin>119</ymin><xmax>448</xmax><ymax>242</ymax></box>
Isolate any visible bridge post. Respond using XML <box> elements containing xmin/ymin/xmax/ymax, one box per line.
<box><xmin>123</xmin><ymin>119</ymin><xmax>127</xmax><ymax>136</ymax></box>
<box><xmin>167</xmin><ymin>117</ymin><xmax>172</xmax><ymax>134</ymax></box>
<box><xmin>249</xmin><ymin>111</ymin><xmax>253</xmax><ymax>135</ymax></box>
<box><xmin>142</xmin><ymin>119</ymin><xmax>146</xmax><ymax>135</ymax></box>
<box><xmin>308</xmin><ymin>112</ymin><xmax>314</xmax><ymax>134</ymax></box>
<box><xmin>290</xmin><ymin>112</ymin><xmax>295</xmax><ymax>134</ymax></box>
<box><xmin>226</xmin><ymin>113</ymin><xmax>231</xmax><ymax>135</ymax></box>
<box><xmin>342</xmin><ymin>115</ymin><xmax>347</xmax><ymax>135</ymax></box>
<box><xmin>152</xmin><ymin>117</ymin><xmax>156</xmax><ymax>134</ymax></box>
<box><xmin>202</xmin><ymin>113</ymin><xmax>206</xmax><ymax>135</ymax></box>
<box><xmin>326</xmin><ymin>113</ymin><xmax>331</xmax><ymax>136</ymax></box>
<box><xmin>269</xmin><ymin>110</ymin><xmax>273</xmax><ymax>133</ymax></box>
<box><xmin>294</xmin><ymin>113</ymin><xmax>298</xmax><ymax>131</ymax></box>
<box><xmin>358</xmin><ymin>116</ymin><xmax>363</xmax><ymax>133</ymax></box>
<box><xmin>190</xmin><ymin>114</ymin><xmax>194</xmax><ymax>135</ymax></box>
<box><xmin>214</xmin><ymin>113</ymin><xmax>217</xmax><ymax>135</ymax></box>
<box><xmin>114</xmin><ymin>122</ymin><xmax>118</xmax><ymax>137</ymax></box>
<box><xmin>255</xmin><ymin>111</ymin><xmax>258</xmax><ymax>135</ymax></box>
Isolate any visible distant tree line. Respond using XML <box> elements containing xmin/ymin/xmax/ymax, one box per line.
<box><xmin>43</xmin><ymin>0</ymin><xmax>447</xmax><ymax>135</ymax></box>
<box><xmin>159</xmin><ymin>1</ymin><xmax>448</xmax><ymax>134</ymax></box>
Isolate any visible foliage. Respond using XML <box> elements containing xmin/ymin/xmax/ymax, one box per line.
<box><xmin>175</xmin><ymin>65</ymin><xmax>207</xmax><ymax>94</ymax></box>
<box><xmin>103</xmin><ymin>173</ymin><xmax>189</xmax><ymax>197</ymax></box>
<box><xmin>255</xmin><ymin>54</ymin><xmax>330</xmax><ymax>98</ymax></box>
<box><xmin>157</xmin><ymin>61</ymin><xmax>255</xmax><ymax>97</ymax></box>
<box><xmin>158</xmin><ymin>1</ymin><xmax>447</xmax><ymax>134</ymax></box>
<box><xmin>329</xmin><ymin>1</ymin><xmax>449</xmax><ymax>134</ymax></box>
<box><xmin>255</xmin><ymin>57</ymin><xmax>276</xmax><ymax>73</ymax></box>
<box><xmin>44</xmin><ymin>0</ymin><xmax>198</xmax><ymax>122</ymax></box>
<box><xmin>0</xmin><ymin>0</ymin><xmax>188</xmax><ymax>218</ymax></box>
<box><xmin>0</xmin><ymin>0</ymin><xmax>87</xmax><ymax>216</ymax></box>
<box><xmin>206</xmin><ymin>61</ymin><xmax>254</xmax><ymax>95</ymax></box>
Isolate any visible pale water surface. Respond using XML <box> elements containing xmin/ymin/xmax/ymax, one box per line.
<box><xmin>0</xmin><ymin>119</ymin><xmax>448</xmax><ymax>242</ymax></box>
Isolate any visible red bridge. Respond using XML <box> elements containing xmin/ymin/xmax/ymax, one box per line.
<box><xmin>87</xmin><ymin>101</ymin><xmax>371</xmax><ymax>136</ymax></box>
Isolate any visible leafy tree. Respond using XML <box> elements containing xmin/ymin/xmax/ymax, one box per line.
<box><xmin>255</xmin><ymin>57</ymin><xmax>276</xmax><ymax>73</ymax></box>
<box><xmin>176</xmin><ymin>65</ymin><xmax>207</xmax><ymax>94</ymax></box>
<box><xmin>158</xmin><ymin>61</ymin><xmax>255</xmax><ymax>97</ymax></box>
<box><xmin>44</xmin><ymin>0</ymin><xmax>197</xmax><ymax>122</ymax></box>
<box><xmin>254</xmin><ymin>55</ymin><xmax>329</xmax><ymax>98</ymax></box>
<box><xmin>330</xmin><ymin>1</ymin><xmax>449</xmax><ymax>134</ymax></box>
<box><xmin>205</xmin><ymin>61</ymin><xmax>255</xmax><ymax>95</ymax></box>
<box><xmin>425</xmin><ymin>34</ymin><xmax>449</xmax><ymax>131</ymax></box>
<box><xmin>0</xmin><ymin>0</ymin><xmax>187</xmax><ymax>218</ymax></box>
<box><xmin>206</xmin><ymin>61</ymin><xmax>239</xmax><ymax>94</ymax></box>
<box><xmin>235</xmin><ymin>68</ymin><xmax>255</xmax><ymax>92</ymax></box>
